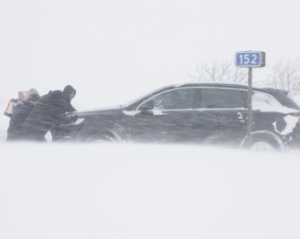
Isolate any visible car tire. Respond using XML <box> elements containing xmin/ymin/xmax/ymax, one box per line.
<box><xmin>239</xmin><ymin>131</ymin><xmax>286</xmax><ymax>152</ymax></box>
<box><xmin>251</xmin><ymin>137</ymin><xmax>281</xmax><ymax>151</ymax></box>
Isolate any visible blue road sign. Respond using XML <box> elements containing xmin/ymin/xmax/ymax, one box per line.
<box><xmin>235</xmin><ymin>51</ymin><xmax>266</xmax><ymax>67</ymax></box>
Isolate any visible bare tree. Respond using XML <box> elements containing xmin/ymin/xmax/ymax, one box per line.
<box><xmin>190</xmin><ymin>58</ymin><xmax>300</xmax><ymax>97</ymax></box>
<box><xmin>266</xmin><ymin>58</ymin><xmax>300</xmax><ymax>96</ymax></box>
<box><xmin>190</xmin><ymin>60</ymin><xmax>248</xmax><ymax>84</ymax></box>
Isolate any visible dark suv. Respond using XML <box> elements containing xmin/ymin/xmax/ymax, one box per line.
<box><xmin>54</xmin><ymin>83</ymin><xmax>300</xmax><ymax>150</ymax></box>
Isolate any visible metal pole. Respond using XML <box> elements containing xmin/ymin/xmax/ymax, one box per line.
<box><xmin>247</xmin><ymin>67</ymin><xmax>253</xmax><ymax>147</ymax></box>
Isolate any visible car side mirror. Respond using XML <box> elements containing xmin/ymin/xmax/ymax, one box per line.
<box><xmin>139</xmin><ymin>100</ymin><xmax>154</xmax><ymax>115</ymax></box>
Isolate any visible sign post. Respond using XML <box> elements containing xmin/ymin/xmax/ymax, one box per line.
<box><xmin>247</xmin><ymin>67</ymin><xmax>253</xmax><ymax>147</ymax></box>
<box><xmin>235</xmin><ymin>51</ymin><xmax>266</xmax><ymax>147</ymax></box>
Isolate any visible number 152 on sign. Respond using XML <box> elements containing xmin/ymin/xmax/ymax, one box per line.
<box><xmin>235</xmin><ymin>51</ymin><xmax>266</xmax><ymax>67</ymax></box>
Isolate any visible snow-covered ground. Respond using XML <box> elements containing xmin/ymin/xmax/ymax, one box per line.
<box><xmin>1</xmin><ymin>143</ymin><xmax>300</xmax><ymax>239</ymax></box>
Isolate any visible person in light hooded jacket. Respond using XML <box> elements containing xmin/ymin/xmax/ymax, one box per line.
<box><xmin>6</xmin><ymin>88</ymin><xmax>40</xmax><ymax>141</ymax></box>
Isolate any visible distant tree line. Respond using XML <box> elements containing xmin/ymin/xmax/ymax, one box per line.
<box><xmin>190</xmin><ymin>58</ymin><xmax>300</xmax><ymax>97</ymax></box>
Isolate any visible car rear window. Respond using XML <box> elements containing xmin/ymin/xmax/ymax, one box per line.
<box><xmin>252</xmin><ymin>92</ymin><xmax>282</xmax><ymax>110</ymax></box>
<box><xmin>273</xmin><ymin>94</ymin><xmax>300</xmax><ymax>110</ymax></box>
<box><xmin>200</xmin><ymin>88</ymin><xmax>246</xmax><ymax>109</ymax></box>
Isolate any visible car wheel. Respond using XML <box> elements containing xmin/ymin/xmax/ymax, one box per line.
<box><xmin>240</xmin><ymin>131</ymin><xmax>286</xmax><ymax>152</ymax></box>
<box><xmin>251</xmin><ymin>138</ymin><xmax>279</xmax><ymax>151</ymax></box>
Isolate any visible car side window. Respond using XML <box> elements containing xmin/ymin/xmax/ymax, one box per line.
<box><xmin>139</xmin><ymin>88</ymin><xmax>198</xmax><ymax>110</ymax></box>
<box><xmin>252</xmin><ymin>92</ymin><xmax>282</xmax><ymax>110</ymax></box>
<box><xmin>201</xmin><ymin>88</ymin><xmax>246</xmax><ymax>109</ymax></box>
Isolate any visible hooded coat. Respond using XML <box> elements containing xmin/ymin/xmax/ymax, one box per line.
<box><xmin>6</xmin><ymin>88</ymin><xmax>40</xmax><ymax>141</ymax></box>
<box><xmin>22</xmin><ymin>90</ymin><xmax>75</xmax><ymax>142</ymax></box>
<box><xmin>63</xmin><ymin>85</ymin><xmax>76</xmax><ymax>112</ymax></box>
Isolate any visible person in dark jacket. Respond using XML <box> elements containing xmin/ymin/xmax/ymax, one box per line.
<box><xmin>22</xmin><ymin>90</ymin><xmax>76</xmax><ymax>142</ymax></box>
<box><xmin>6</xmin><ymin>89</ymin><xmax>40</xmax><ymax>141</ymax></box>
<box><xmin>62</xmin><ymin>85</ymin><xmax>76</xmax><ymax>112</ymax></box>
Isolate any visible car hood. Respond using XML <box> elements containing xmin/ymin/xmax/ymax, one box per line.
<box><xmin>74</xmin><ymin>105</ymin><xmax>126</xmax><ymax>117</ymax></box>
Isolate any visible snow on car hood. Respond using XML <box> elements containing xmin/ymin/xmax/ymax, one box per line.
<box><xmin>76</xmin><ymin>105</ymin><xmax>123</xmax><ymax>115</ymax></box>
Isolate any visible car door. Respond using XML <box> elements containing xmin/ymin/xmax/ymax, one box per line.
<box><xmin>129</xmin><ymin>87</ymin><xmax>200</xmax><ymax>143</ymax></box>
<box><xmin>189</xmin><ymin>87</ymin><xmax>248</xmax><ymax>146</ymax></box>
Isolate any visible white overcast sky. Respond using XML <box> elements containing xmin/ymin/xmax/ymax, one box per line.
<box><xmin>1</xmin><ymin>0</ymin><xmax>300</xmax><ymax>109</ymax></box>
